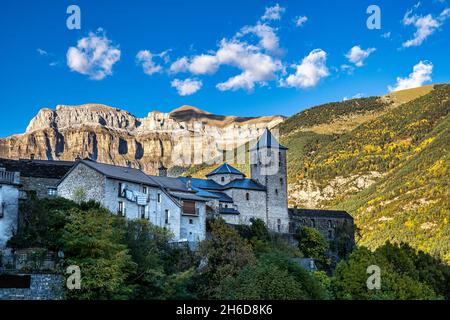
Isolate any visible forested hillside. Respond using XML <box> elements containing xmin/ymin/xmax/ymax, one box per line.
<box><xmin>185</xmin><ymin>84</ymin><xmax>450</xmax><ymax>264</ymax></box>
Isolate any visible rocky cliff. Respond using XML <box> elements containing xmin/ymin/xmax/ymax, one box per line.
<box><xmin>0</xmin><ymin>104</ymin><xmax>284</xmax><ymax>174</ymax></box>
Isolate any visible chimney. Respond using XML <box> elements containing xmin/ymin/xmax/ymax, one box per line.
<box><xmin>158</xmin><ymin>163</ymin><xmax>167</xmax><ymax>177</ymax></box>
<box><xmin>186</xmin><ymin>175</ymin><xmax>192</xmax><ymax>190</ymax></box>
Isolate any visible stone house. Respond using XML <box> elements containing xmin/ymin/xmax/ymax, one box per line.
<box><xmin>0</xmin><ymin>167</ymin><xmax>20</xmax><ymax>250</ymax></box>
<box><xmin>57</xmin><ymin>159</ymin><xmax>207</xmax><ymax>243</ymax></box>
<box><xmin>0</xmin><ymin>158</ymin><xmax>74</xmax><ymax>199</ymax></box>
<box><xmin>288</xmin><ymin>208</ymin><xmax>355</xmax><ymax>244</ymax></box>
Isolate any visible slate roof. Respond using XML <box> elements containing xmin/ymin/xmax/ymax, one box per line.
<box><xmin>289</xmin><ymin>208</ymin><xmax>353</xmax><ymax>220</ymax></box>
<box><xmin>178</xmin><ymin>177</ymin><xmax>224</xmax><ymax>191</ymax></box>
<box><xmin>207</xmin><ymin>191</ymin><xmax>234</xmax><ymax>203</ymax></box>
<box><xmin>0</xmin><ymin>158</ymin><xmax>74</xmax><ymax>179</ymax></box>
<box><xmin>151</xmin><ymin>175</ymin><xmax>194</xmax><ymax>192</ymax></box>
<box><xmin>73</xmin><ymin>159</ymin><xmax>159</xmax><ymax>187</ymax></box>
<box><xmin>219</xmin><ymin>207</ymin><xmax>240</xmax><ymax>215</ymax></box>
<box><xmin>251</xmin><ymin>128</ymin><xmax>288</xmax><ymax>151</ymax></box>
<box><xmin>206</xmin><ymin>163</ymin><xmax>245</xmax><ymax>177</ymax></box>
<box><xmin>221</xmin><ymin>179</ymin><xmax>266</xmax><ymax>191</ymax></box>
<box><xmin>170</xmin><ymin>191</ymin><xmax>209</xmax><ymax>202</ymax></box>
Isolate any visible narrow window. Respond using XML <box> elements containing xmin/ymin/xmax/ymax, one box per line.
<box><xmin>157</xmin><ymin>193</ymin><xmax>161</xmax><ymax>203</ymax></box>
<box><xmin>0</xmin><ymin>202</ymin><xmax>4</xmax><ymax>218</ymax></box>
<box><xmin>221</xmin><ymin>176</ymin><xmax>225</xmax><ymax>182</ymax></box>
<box><xmin>246</xmin><ymin>193</ymin><xmax>250</xmax><ymax>201</ymax></box>
<box><xmin>280</xmin><ymin>177</ymin><xmax>283</xmax><ymax>185</ymax></box>
<box><xmin>275</xmin><ymin>189</ymin><xmax>278</xmax><ymax>196</ymax></box>
<box><xmin>189</xmin><ymin>219</ymin><xmax>194</xmax><ymax>225</ymax></box>
<box><xmin>277</xmin><ymin>219</ymin><xmax>281</xmax><ymax>232</ymax></box>
<box><xmin>118</xmin><ymin>183</ymin><xmax>123</xmax><ymax>197</ymax></box>
<box><xmin>142</xmin><ymin>186</ymin><xmax>148</xmax><ymax>194</ymax></box>
<box><xmin>118</xmin><ymin>201</ymin><xmax>125</xmax><ymax>216</ymax></box>
<box><xmin>165</xmin><ymin>209</ymin><xmax>170</xmax><ymax>224</ymax></box>
<box><xmin>328</xmin><ymin>220</ymin><xmax>332</xmax><ymax>228</ymax></box>
<box><xmin>139</xmin><ymin>206</ymin><xmax>146</xmax><ymax>219</ymax></box>
<box><xmin>311</xmin><ymin>219</ymin><xmax>315</xmax><ymax>228</ymax></box>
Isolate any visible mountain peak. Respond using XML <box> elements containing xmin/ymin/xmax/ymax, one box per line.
<box><xmin>170</xmin><ymin>105</ymin><xmax>212</xmax><ymax>115</ymax></box>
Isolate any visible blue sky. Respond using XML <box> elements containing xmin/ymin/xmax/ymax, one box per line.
<box><xmin>0</xmin><ymin>0</ymin><xmax>449</xmax><ymax>137</ymax></box>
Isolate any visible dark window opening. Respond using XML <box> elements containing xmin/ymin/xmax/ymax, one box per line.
<box><xmin>189</xmin><ymin>219</ymin><xmax>194</xmax><ymax>224</ymax></box>
<box><xmin>118</xmin><ymin>201</ymin><xmax>125</xmax><ymax>216</ymax></box>
<box><xmin>246</xmin><ymin>193</ymin><xmax>250</xmax><ymax>201</ymax></box>
<box><xmin>328</xmin><ymin>220</ymin><xmax>332</xmax><ymax>228</ymax></box>
<box><xmin>165</xmin><ymin>209</ymin><xmax>170</xmax><ymax>224</ymax></box>
<box><xmin>183</xmin><ymin>200</ymin><xmax>197</xmax><ymax>215</ymax></box>
<box><xmin>118</xmin><ymin>183</ymin><xmax>124</xmax><ymax>197</ymax></box>
<box><xmin>311</xmin><ymin>219</ymin><xmax>315</xmax><ymax>228</ymax></box>
<box><xmin>142</xmin><ymin>186</ymin><xmax>148</xmax><ymax>194</ymax></box>
<box><xmin>221</xmin><ymin>176</ymin><xmax>225</xmax><ymax>182</ymax></box>
<box><xmin>275</xmin><ymin>189</ymin><xmax>278</xmax><ymax>196</ymax></box>
<box><xmin>139</xmin><ymin>206</ymin><xmax>146</xmax><ymax>219</ymax></box>
<box><xmin>157</xmin><ymin>193</ymin><xmax>161</xmax><ymax>203</ymax></box>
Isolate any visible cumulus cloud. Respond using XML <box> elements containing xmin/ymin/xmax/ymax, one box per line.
<box><xmin>294</xmin><ymin>16</ymin><xmax>308</xmax><ymax>27</ymax></box>
<box><xmin>215</xmin><ymin>39</ymin><xmax>282</xmax><ymax>91</ymax></box>
<box><xmin>281</xmin><ymin>49</ymin><xmax>329</xmax><ymax>89</ymax></box>
<box><xmin>402</xmin><ymin>6</ymin><xmax>450</xmax><ymax>47</ymax></box>
<box><xmin>388</xmin><ymin>60</ymin><xmax>433</xmax><ymax>92</ymax></box>
<box><xmin>261</xmin><ymin>3</ymin><xmax>285</xmax><ymax>21</ymax></box>
<box><xmin>136</xmin><ymin>50</ymin><xmax>169</xmax><ymax>75</ymax></box>
<box><xmin>345</xmin><ymin>45</ymin><xmax>376</xmax><ymax>67</ymax></box>
<box><xmin>67</xmin><ymin>29</ymin><xmax>121</xmax><ymax>80</ymax></box>
<box><xmin>238</xmin><ymin>23</ymin><xmax>281</xmax><ymax>53</ymax></box>
<box><xmin>171</xmin><ymin>78</ymin><xmax>203</xmax><ymax>96</ymax></box>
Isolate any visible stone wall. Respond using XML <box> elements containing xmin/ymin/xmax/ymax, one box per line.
<box><xmin>0</xmin><ymin>274</ymin><xmax>64</xmax><ymax>300</ymax></box>
<box><xmin>0</xmin><ymin>184</ymin><xmax>19</xmax><ymax>249</ymax></box>
<box><xmin>57</xmin><ymin>163</ymin><xmax>106</xmax><ymax>203</ymax></box>
<box><xmin>225</xmin><ymin>189</ymin><xmax>267</xmax><ymax>226</ymax></box>
<box><xmin>20</xmin><ymin>176</ymin><xmax>61</xmax><ymax>199</ymax></box>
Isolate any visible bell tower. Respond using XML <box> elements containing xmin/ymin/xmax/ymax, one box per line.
<box><xmin>250</xmin><ymin>128</ymin><xmax>289</xmax><ymax>233</ymax></box>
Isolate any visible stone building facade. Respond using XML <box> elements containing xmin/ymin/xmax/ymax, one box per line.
<box><xmin>0</xmin><ymin>167</ymin><xmax>20</xmax><ymax>249</ymax></box>
<box><xmin>57</xmin><ymin>159</ymin><xmax>207</xmax><ymax>243</ymax></box>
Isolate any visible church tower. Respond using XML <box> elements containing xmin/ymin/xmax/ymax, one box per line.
<box><xmin>250</xmin><ymin>129</ymin><xmax>289</xmax><ymax>233</ymax></box>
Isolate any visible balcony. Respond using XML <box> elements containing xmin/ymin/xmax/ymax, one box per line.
<box><xmin>0</xmin><ymin>170</ymin><xmax>19</xmax><ymax>185</ymax></box>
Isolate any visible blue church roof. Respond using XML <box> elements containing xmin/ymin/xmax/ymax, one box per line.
<box><xmin>206</xmin><ymin>163</ymin><xmax>245</xmax><ymax>177</ymax></box>
<box><xmin>222</xmin><ymin>179</ymin><xmax>266</xmax><ymax>191</ymax></box>
<box><xmin>252</xmin><ymin>128</ymin><xmax>288</xmax><ymax>151</ymax></box>
<box><xmin>178</xmin><ymin>177</ymin><xmax>224</xmax><ymax>190</ymax></box>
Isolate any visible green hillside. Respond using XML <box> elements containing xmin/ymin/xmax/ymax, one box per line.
<box><xmin>184</xmin><ymin>84</ymin><xmax>450</xmax><ymax>263</ymax></box>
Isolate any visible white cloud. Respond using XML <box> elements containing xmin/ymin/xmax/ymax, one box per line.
<box><xmin>261</xmin><ymin>3</ymin><xmax>285</xmax><ymax>21</ymax></box>
<box><xmin>66</xmin><ymin>29</ymin><xmax>121</xmax><ymax>80</ymax></box>
<box><xmin>381</xmin><ymin>32</ymin><xmax>391</xmax><ymax>39</ymax></box>
<box><xmin>343</xmin><ymin>93</ymin><xmax>365</xmax><ymax>101</ymax></box>
<box><xmin>345</xmin><ymin>45</ymin><xmax>376</xmax><ymax>67</ymax></box>
<box><xmin>281</xmin><ymin>49</ymin><xmax>329</xmax><ymax>89</ymax></box>
<box><xmin>189</xmin><ymin>54</ymin><xmax>220</xmax><ymax>74</ymax></box>
<box><xmin>170</xmin><ymin>57</ymin><xmax>190</xmax><ymax>73</ymax></box>
<box><xmin>388</xmin><ymin>60</ymin><xmax>433</xmax><ymax>92</ymax></box>
<box><xmin>37</xmin><ymin>48</ymin><xmax>48</xmax><ymax>56</ymax></box>
<box><xmin>171</xmin><ymin>78</ymin><xmax>203</xmax><ymax>96</ymax></box>
<box><xmin>136</xmin><ymin>50</ymin><xmax>169</xmax><ymax>75</ymax></box>
<box><xmin>215</xmin><ymin>39</ymin><xmax>282</xmax><ymax>91</ymax></box>
<box><xmin>294</xmin><ymin>16</ymin><xmax>308</xmax><ymax>27</ymax></box>
<box><xmin>238</xmin><ymin>23</ymin><xmax>281</xmax><ymax>53</ymax></box>
<box><xmin>402</xmin><ymin>7</ymin><xmax>450</xmax><ymax>47</ymax></box>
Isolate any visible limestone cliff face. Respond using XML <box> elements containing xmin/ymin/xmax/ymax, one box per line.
<box><xmin>0</xmin><ymin>104</ymin><xmax>284</xmax><ymax>174</ymax></box>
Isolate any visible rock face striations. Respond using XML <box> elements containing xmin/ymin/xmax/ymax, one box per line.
<box><xmin>0</xmin><ymin>104</ymin><xmax>284</xmax><ymax>174</ymax></box>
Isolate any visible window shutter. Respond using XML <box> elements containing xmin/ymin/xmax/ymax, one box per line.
<box><xmin>183</xmin><ymin>201</ymin><xmax>196</xmax><ymax>215</ymax></box>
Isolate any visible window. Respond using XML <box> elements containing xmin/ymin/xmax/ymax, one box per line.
<box><xmin>165</xmin><ymin>209</ymin><xmax>170</xmax><ymax>224</ymax></box>
<box><xmin>157</xmin><ymin>193</ymin><xmax>161</xmax><ymax>203</ymax></box>
<box><xmin>118</xmin><ymin>201</ymin><xmax>125</xmax><ymax>216</ymax></box>
<box><xmin>142</xmin><ymin>186</ymin><xmax>148</xmax><ymax>194</ymax></box>
<box><xmin>182</xmin><ymin>200</ymin><xmax>196</xmax><ymax>215</ymax></box>
<box><xmin>275</xmin><ymin>189</ymin><xmax>278</xmax><ymax>196</ymax></box>
<box><xmin>118</xmin><ymin>183</ymin><xmax>124</xmax><ymax>197</ymax></box>
<box><xmin>139</xmin><ymin>206</ymin><xmax>146</xmax><ymax>219</ymax></box>
<box><xmin>311</xmin><ymin>219</ymin><xmax>315</xmax><ymax>228</ymax></box>
<box><xmin>328</xmin><ymin>230</ymin><xmax>333</xmax><ymax>239</ymax></box>
<box><xmin>47</xmin><ymin>187</ymin><xmax>57</xmax><ymax>197</ymax></box>
<box><xmin>277</xmin><ymin>219</ymin><xmax>281</xmax><ymax>232</ymax></box>
<box><xmin>0</xmin><ymin>202</ymin><xmax>4</xmax><ymax>219</ymax></box>
<box><xmin>221</xmin><ymin>176</ymin><xmax>225</xmax><ymax>182</ymax></box>
<box><xmin>246</xmin><ymin>193</ymin><xmax>250</xmax><ymax>201</ymax></box>
<box><xmin>189</xmin><ymin>219</ymin><xmax>193</xmax><ymax>225</ymax></box>
<box><xmin>328</xmin><ymin>220</ymin><xmax>332</xmax><ymax>228</ymax></box>
<box><xmin>280</xmin><ymin>177</ymin><xmax>283</xmax><ymax>185</ymax></box>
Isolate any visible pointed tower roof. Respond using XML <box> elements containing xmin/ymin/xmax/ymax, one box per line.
<box><xmin>252</xmin><ymin>128</ymin><xmax>288</xmax><ymax>151</ymax></box>
<box><xmin>206</xmin><ymin>163</ymin><xmax>245</xmax><ymax>177</ymax></box>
